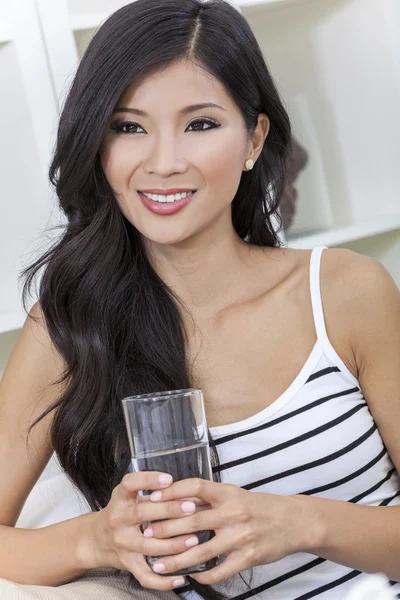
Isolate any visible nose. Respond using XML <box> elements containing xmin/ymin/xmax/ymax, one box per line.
<box><xmin>143</xmin><ymin>133</ymin><xmax>187</xmax><ymax>177</ymax></box>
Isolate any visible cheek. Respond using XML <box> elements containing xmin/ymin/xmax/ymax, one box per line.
<box><xmin>100</xmin><ymin>142</ymin><xmax>136</xmax><ymax>191</ymax></box>
<box><xmin>200</xmin><ymin>130</ymin><xmax>245</xmax><ymax>182</ymax></box>
<box><xmin>202</xmin><ymin>143</ymin><xmax>244</xmax><ymax>200</ymax></box>
<box><xmin>217</xmin><ymin>150</ymin><xmax>242</xmax><ymax>173</ymax></box>
<box><xmin>99</xmin><ymin>146</ymin><xmax>134</xmax><ymax>220</ymax></box>
<box><xmin>100</xmin><ymin>147</ymin><xmax>118</xmax><ymax>188</ymax></box>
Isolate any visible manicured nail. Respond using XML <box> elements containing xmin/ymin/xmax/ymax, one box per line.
<box><xmin>173</xmin><ymin>578</ymin><xmax>186</xmax><ymax>588</ymax></box>
<box><xmin>150</xmin><ymin>490</ymin><xmax>162</xmax><ymax>502</ymax></box>
<box><xmin>159</xmin><ymin>474</ymin><xmax>173</xmax><ymax>486</ymax></box>
<box><xmin>153</xmin><ymin>562</ymin><xmax>166</xmax><ymax>573</ymax></box>
<box><xmin>143</xmin><ymin>527</ymin><xmax>153</xmax><ymax>538</ymax></box>
<box><xmin>182</xmin><ymin>501</ymin><xmax>196</xmax><ymax>513</ymax></box>
<box><xmin>185</xmin><ymin>536</ymin><xmax>199</xmax><ymax>548</ymax></box>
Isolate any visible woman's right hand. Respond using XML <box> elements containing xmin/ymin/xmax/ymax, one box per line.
<box><xmin>90</xmin><ymin>471</ymin><xmax>200</xmax><ymax>590</ymax></box>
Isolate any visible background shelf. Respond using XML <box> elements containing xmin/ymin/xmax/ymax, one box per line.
<box><xmin>0</xmin><ymin>24</ymin><xmax>13</xmax><ymax>44</ymax></box>
<box><xmin>67</xmin><ymin>0</ymin><xmax>127</xmax><ymax>28</ymax></box>
<box><xmin>237</xmin><ymin>0</ymin><xmax>319</xmax><ymax>10</ymax></box>
<box><xmin>287</xmin><ymin>215</ymin><xmax>400</xmax><ymax>249</ymax></box>
<box><xmin>69</xmin><ymin>13</ymin><xmax>109</xmax><ymax>31</ymax></box>
<box><xmin>0</xmin><ymin>43</ymin><xmax>55</xmax><ymax>327</ymax></box>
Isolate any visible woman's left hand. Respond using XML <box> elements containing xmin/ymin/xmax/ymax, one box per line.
<box><xmin>142</xmin><ymin>478</ymin><xmax>313</xmax><ymax>584</ymax></box>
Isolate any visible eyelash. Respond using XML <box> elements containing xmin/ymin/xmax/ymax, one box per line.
<box><xmin>110</xmin><ymin>118</ymin><xmax>221</xmax><ymax>135</ymax></box>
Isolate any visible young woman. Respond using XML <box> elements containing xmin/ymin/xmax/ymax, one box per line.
<box><xmin>1</xmin><ymin>1</ymin><xmax>399</xmax><ymax>599</ymax></box>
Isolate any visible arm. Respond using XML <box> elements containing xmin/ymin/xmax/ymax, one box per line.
<box><xmin>0</xmin><ymin>514</ymin><xmax>98</xmax><ymax>586</ymax></box>
<box><xmin>298</xmin><ymin>249</ymin><xmax>400</xmax><ymax>580</ymax></box>
<box><xmin>0</xmin><ymin>302</ymin><xmax>97</xmax><ymax>585</ymax></box>
<box><xmin>0</xmin><ymin>304</ymin><xmax>201</xmax><ymax>590</ymax></box>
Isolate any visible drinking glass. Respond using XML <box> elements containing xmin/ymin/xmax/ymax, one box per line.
<box><xmin>121</xmin><ymin>388</ymin><xmax>219</xmax><ymax>576</ymax></box>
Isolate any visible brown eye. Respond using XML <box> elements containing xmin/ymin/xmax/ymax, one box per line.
<box><xmin>110</xmin><ymin>121</ymin><xmax>145</xmax><ymax>134</ymax></box>
<box><xmin>187</xmin><ymin>119</ymin><xmax>220</xmax><ymax>132</ymax></box>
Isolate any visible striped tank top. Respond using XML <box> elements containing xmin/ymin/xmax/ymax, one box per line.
<box><xmin>179</xmin><ymin>245</ymin><xmax>400</xmax><ymax>600</ymax></box>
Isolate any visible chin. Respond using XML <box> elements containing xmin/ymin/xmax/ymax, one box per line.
<box><xmin>139</xmin><ymin>224</ymin><xmax>195</xmax><ymax>247</ymax></box>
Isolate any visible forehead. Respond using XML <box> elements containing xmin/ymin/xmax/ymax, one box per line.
<box><xmin>117</xmin><ymin>59</ymin><xmax>238</xmax><ymax>115</ymax></box>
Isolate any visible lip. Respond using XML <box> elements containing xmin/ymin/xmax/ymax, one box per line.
<box><xmin>139</xmin><ymin>191</ymin><xmax>195</xmax><ymax>215</ymax></box>
<box><xmin>139</xmin><ymin>188</ymin><xmax>195</xmax><ymax>194</ymax></box>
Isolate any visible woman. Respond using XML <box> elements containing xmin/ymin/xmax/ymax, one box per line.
<box><xmin>1</xmin><ymin>0</ymin><xmax>400</xmax><ymax>599</ymax></box>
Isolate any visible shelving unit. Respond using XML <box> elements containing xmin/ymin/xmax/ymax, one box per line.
<box><xmin>67</xmin><ymin>0</ymin><xmax>128</xmax><ymax>29</ymax></box>
<box><xmin>1</xmin><ymin>0</ymin><xmax>399</xmax><ymax>376</ymax></box>
<box><xmin>236</xmin><ymin>0</ymin><xmax>400</xmax><ymax>279</ymax></box>
<box><xmin>0</xmin><ymin>24</ymin><xmax>13</xmax><ymax>44</ymax></box>
<box><xmin>287</xmin><ymin>215</ymin><xmax>400</xmax><ymax>250</ymax></box>
<box><xmin>0</xmin><ymin>1</ymin><xmax>14</xmax><ymax>43</ymax></box>
<box><xmin>69</xmin><ymin>13</ymin><xmax>109</xmax><ymax>31</ymax></box>
<box><xmin>236</xmin><ymin>0</ymin><xmax>321</xmax><ymax>11</ymax></box>
<box><xmin>0</xmin><ymin>0</ymin><xmax>59</xmax><ymax>353</ymax></box>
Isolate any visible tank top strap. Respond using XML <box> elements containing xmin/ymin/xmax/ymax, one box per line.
<box><xmin>309</xmin><ymin>245</ymin><xmax>329</xmax><ymax>344</ymax></box>
<box><xmin>309</xmin><ymin>245</ymin><xmax>361</xmax><ymax>387</ymax></box>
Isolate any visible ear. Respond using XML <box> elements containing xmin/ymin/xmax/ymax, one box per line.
<box><xmin>246</xmin><ymin>113</ymin><xmax>270</xmax><ymax>162</ymax></box>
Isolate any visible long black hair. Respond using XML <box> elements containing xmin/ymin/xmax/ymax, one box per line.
<box><xmin>20</xmin><ymin>1</ymin><xmax>291</xmax><ymax>598</ymax></box>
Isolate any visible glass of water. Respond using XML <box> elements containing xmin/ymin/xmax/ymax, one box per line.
<box><xmin>121</xmin><ymin>388</ymin><xmax>218</xmax><ymax>576</ymax></box>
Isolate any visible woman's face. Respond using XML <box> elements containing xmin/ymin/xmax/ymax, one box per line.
<box><xmin>100</xmin><ymin>59</ymin><xmax>267</xmax><ymax>247</ymax></box>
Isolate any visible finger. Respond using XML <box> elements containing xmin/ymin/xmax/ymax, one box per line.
<box><xmin>146</xmin><ymin>506</ymin><xmax>223</xmax><ymax>539</ymax></box>
<box><xmin>149</xmin><ymin>496</ymin><xmax>205</xmax><ymax>505</ymax></box>
<box><xmin>149</xmin><ymin>532</ymin><xmax>227</xmax><ymax>577</ymax></box>
<box><xmin>191</xmin><ymin>553</ymin><xmax>245</xmax><ymax>585</ymax></box>
<box><xmin>136</xmin><ymin>495</ymin><xmax>208</xmax><ymax>509</ymax></box>
<box><xmin>134</xmin><ymin>498</ymin><xmax>198</xmax><ymax>525</ymax></box>
<box><xmin>116</xmin><ymin>526</ymin><xmax>201</xmax><ymax>556</ymax></box>
<box><xmin>149</xmin><ymin>478</ymin><xmax>228</xmax><ymax>506</ymax></box>
<box><xmin>125</xmin><ymin>552</ymin><xmax>188</xmax><ymax>591</ymax></box>
<box><xmin>177</xmin><ymin>497</ymin><xmax>211</xmax><ymax>509</ymax></box>
<box><xmin>118</xmin><ymin>472</ymin><xmax>173</xmax><ymax>501</ymax></box>
<box><xmin>192</xmin><ymin>502</ymin><xmax>212</xmax><ymax>513</ymax></box>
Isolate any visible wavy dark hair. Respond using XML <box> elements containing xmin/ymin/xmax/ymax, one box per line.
<box><xmin>20</xmin><ymin>0</ymin><xmax>291</xmax><ymax>598</ymax></box>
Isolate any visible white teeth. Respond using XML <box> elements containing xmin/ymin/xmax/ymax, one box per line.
<box><xmin>141</xmin><ymin>191</ymin><xmax>193</xmax><ymax>203</ymax></box>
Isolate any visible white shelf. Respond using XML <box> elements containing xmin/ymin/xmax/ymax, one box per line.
<box><xmin>0</xmin><ymin>311</ymin><xmax>25</xmax><ymax>335</ymax></box>
<box><xmin>287</xmin><ymin>215</ymin><xmax>400</xmax><ymax>249</ymax></box>
<box><xmin>239</xmin><ymin>0</ymin><xmax>303</xmax><ymax>6</ymax></box>
<box><xmin>70</xmin><ymin>12</ymin><xmax>109</xmax><ymax>31</ymax></box>
<box><xmin>245</xmin><ymin>1</ymin><xmax>400</xmax><ymax>227</ymax></box>
<box><xmin>237</xmin><ymin>0</ymin><xmax>319</xmax><ymax>10</ymax></box>
<box><xmin>0</xmin><ymin>23</ymin><xmax>14</xmax><ymax>43</ymax></box>
<box><xmin>69</xmin><ymin>0</ymin><xmax>317</xmax><ymax>30</ymax></box>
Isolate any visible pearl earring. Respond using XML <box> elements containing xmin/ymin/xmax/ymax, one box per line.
<box><xmin>245</xmin><ymin>159</ymin><xmax>254</xmax><ymax>171</ymax></box>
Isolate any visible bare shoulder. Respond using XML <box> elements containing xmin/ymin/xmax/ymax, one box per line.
<box><xmin>319</xmin><ymin>246</ymin><xmax>392</xmax><ymax>286</ymax></box>
<box><xmin>319</xmin><ymin>247</ymin><xmax>399</xmax><ymax>315</ymax></box>
<box><xmin>316</xmin><ymin>249</ymin><xmax>400</xmax><ymax>471</ymax></box>
<box><xmin>319</xmin><ymin>247</ymin><xmax>400</xmax><ymax>379</ymax></box>
<box><xmin>271</xmin><ymin>246</ymin><xmax>399</xmax><ymax>381</ymax></box>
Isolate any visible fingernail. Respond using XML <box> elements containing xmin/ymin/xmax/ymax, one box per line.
<box><xmin>182</xmin><ymin>501</ymin><xmax>196</xmax><ymax>513</ymax></box>
<box><xmin>143</xmin><ymin>527</ymin><xmax>153</xmax><ymax>538</ymax></box>
<box><xmin>153</xmin><ymin>562</ymin><xmax>166</xmax><ymax>573</ymax></box>
<box><xmin>173</xmin><ymin>578</ymin><xmax>186</xmax><ymax>588</ymax></box>
<box><xmin>159</xmin><ymin>474</ymin><xmax>173</xmax><ymax>486</ymax></box>
<box><xmin>150</xmin><ymin>490</ymin><xmax>162</xmax><ymax>502</ymax></box>
<box><xmin>185</xmin><ymin>536</ymin><xmax>199</xmax><ymax>548</ymax></box>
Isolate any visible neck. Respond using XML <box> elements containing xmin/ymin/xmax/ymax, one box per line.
<box><xmin>145</xmin><ymin>224</ymin><xmax>258</xmax><ymax>317</ymax></box>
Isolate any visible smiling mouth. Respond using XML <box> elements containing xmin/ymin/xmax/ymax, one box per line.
<box><xmin>139</xmin><ymin>190</ymin><xmax>195</xmax><ymax>204</ymax></box>
<box><xmin>138</xmin><ymin>190</ymin><xmax>196</xmax><ymax>215</ymax></box>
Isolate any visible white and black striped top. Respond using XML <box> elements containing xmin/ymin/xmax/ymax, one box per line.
<box><xmin>179</xmin><ymin>245</ymin><xmax>400</xmax><ymax>600</ymax></box>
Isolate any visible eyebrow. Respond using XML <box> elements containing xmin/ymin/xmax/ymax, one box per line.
<box><xmin>113</xmin><ymin>103</ymin><xmax>227</xmax><ymax>117</ymax></box>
